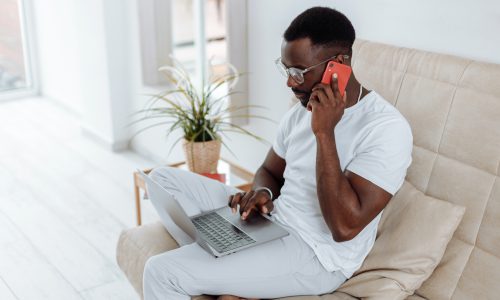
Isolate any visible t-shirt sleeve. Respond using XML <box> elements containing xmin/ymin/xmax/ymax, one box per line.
<box><xmin>345</xmin><ymin>119</ymin><xmax>413</xmax><ymax>195</ymax></box>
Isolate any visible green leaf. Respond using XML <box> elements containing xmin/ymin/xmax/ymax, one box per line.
<box><xmin>130</xmin><ymin>121</ymin><xmax>175</xmax><ymax>139</ymax></box>
<box><xmin>166</xmin><ymin>135</ymin><xmax>185</xmax><ymax>158</ymax></box>
<box><xmin>217</xmin><ymin>114</ymin><xmax>277</xmax><ymax>124</ymax></box>
<box><xmin>128</xmin><ymin>115</ymin><xmax>176</xmax><ymax>127</ymax></box>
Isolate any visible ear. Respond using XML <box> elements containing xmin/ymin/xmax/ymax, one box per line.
<box><xmin>337</xmin><ymin>54</ymin><xmax>346</xmax><ymax>64</ymax></box>
<box><xmin>338</xmin><ymin>51</ymin><xmax>352</xmax><ymax>64</ymax></box>
<box><xmin>337</xmin><ymin>49</ymin><xmax>352</xmax><ymax>66</ymax></box>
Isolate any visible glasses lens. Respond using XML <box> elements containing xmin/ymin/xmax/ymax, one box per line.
<box><xmin>288</xmin><ymin>68</ymin><xmax>304</xmax><ymax>84</ymax></box>
<box><xmin>275</xmin><ymin>60</ymin><xmax>288</xmax><ymax>78</ymax></box>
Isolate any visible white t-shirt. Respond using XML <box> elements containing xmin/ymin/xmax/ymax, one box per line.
<box><xmin>272</xmin><ymin>91</ymin><xmax>413</xmax><ymax>278</ymax></box>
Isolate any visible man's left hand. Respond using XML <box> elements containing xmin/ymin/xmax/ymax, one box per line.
<box><xmin>307</xmin><ymin>73</ymin><xmax>347</xmax><ymax>136</ymax></box>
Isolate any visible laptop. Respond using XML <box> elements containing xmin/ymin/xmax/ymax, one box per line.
<box><xmin>140</xmin><ymin>171</ymin><xmax>289</xmax><ymax>258</ymax></box>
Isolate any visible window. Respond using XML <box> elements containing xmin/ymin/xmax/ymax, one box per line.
<box><xmin>204</xmin><ymin>0</ymin><xmax>227</xmax><ymax>77</ymax></box>
<box><xmin>137</xmin><ymin>0</ymin><xmax>248</xmax><ymax>123</ymax></box>
<box><xmin>171</xmin><ymin>0</ymin><xmax>228</xmax><ymax>80</ymax></box>
<box><xmin>0</xmin><ymin>0</ymin><xmax>35</xmax><ymax>96</ymax></box>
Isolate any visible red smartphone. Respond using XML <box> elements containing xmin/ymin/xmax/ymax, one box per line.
<box><xmin>321</xmin><ymin>61</ymin><xmax>352</xmax><ymax>97</ymax></box>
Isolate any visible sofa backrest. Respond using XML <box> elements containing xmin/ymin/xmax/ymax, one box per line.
<box><xmin>352</xmin><ymin>40</ymin><xmax>500</xmax><ymax>299</ymax></box>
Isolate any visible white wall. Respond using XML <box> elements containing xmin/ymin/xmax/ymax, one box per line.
<box><xmin>219</xmin><ymin>0</ymin><xmax>500</xmax><ymax>172</ymax></box>
<box><xmin>101</xmin><ymin>0</ymin><xmax>142</xmax><ymax>148</ymax></box>
<box><xmin>33</xmin><ymin>0</ymin><xmax>141</xmax><ymax>150</ymax></box>
<box><xmin>31</xmin><ymin>0</ymin><xmax>500</xmax><ymax>172</ymax></box>
<box><xmin>31</xmin><ymin>0</ymin><xmax>184</xmax><ymax>160</ymax></box>
<box><xmin>32</xmin><ymin>0</ymin><xmax>84</xmax><ymax>114</ymax></box>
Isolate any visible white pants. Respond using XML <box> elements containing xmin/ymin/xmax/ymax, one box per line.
<box><xmin>143</xmin><ymin>167</ymin><xmax>346</xmax><ymax>300</ymax></box>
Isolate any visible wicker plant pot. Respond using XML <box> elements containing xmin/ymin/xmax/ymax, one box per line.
<box><xmin>182</xmin><ymin>139</ymin><xmax>221</xmax><ymax>173</ymax></box>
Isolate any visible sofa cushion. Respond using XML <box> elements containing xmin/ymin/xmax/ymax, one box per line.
<box><xmin>336</xmin><ymin>181</ymin><xmax>465</xmax><ymax>299</ymax></box>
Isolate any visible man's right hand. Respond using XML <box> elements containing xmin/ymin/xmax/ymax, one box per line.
<box><xmin>228</xmin><ymin>190</ymin><xmax>274</xmax><ymax>221</ymax></box>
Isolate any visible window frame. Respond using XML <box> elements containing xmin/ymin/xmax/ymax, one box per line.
<box><xmin>0</xmin><ymin>0</ymin><xmax>39</xmax><ymax>101</ymax></box>
<box><xmin>136</xmin><ymin>0</ymin><xmax>249</xmax><ymax>123</ymax></box>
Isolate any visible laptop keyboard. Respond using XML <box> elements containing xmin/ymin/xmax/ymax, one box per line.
<box><xmin>192</xmin><ymin>212</ymin><xmax>256</xmax><ymax>253</ymax></box>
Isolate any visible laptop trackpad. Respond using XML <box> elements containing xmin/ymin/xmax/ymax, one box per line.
<box><xmin>216</xmin><ymin>207</ymin><xmax>289</xmax><ymax>241</ymax></box>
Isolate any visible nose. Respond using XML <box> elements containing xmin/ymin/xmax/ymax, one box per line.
<box><xmin>286</xmin><ymin>75</ymin><xmax>300</xmax><ymax>88</ymax></box>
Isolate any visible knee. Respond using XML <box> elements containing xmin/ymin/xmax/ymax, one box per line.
<box><xmin>143</xmin><ymin>255</ymin><xmax>161</xmax><ymax>284</ymax></box>
<box><xmin>145</xmin><ymin>254</ymin><xmax>175</xmax><ymax>276</ymax></box>
<box><xmin>143</xmin><ymin>255</ymin><xmax>178</xmax><ymax>289</ymax></box>
<box><xmin>144</xmin><ymin>254</ymin><xmax>185</xmax><ymax>299</ymax></box>
<box><xmin>148</xmin><ymin>167</ymin><xmax>183</xmax><ymax>190</ymax></box>
<box><xmin>149</xmin><ymin>167</ymin><xmax>174</xmax><ymax>183</ymax></box>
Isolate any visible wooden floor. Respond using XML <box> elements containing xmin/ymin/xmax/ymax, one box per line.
<box><xmin>0</xmin><ymin>97</ymin><xmax>161</xmax><ymax>300</ymax></box>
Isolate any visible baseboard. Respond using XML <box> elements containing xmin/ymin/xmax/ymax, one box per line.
<box><xmin>80</xmin><ymin>125</ymin><xmax>130</xmax><ymax>152</ymax></box>
<box><xmin>129</xmin><ymin>140</ymin><xmax>169</xmax><ymax>165</ymax></box>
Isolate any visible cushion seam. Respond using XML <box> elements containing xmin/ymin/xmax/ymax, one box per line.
<box><xmin>411</xmin><ymin>145</ymin><xmax>498</xmax><ymax>177</ymax></box>
<box><xmin>472</xmin><ymin>177</ymin><xmax>498</xmax><ymax>248</ymax></box>
<box><xmin>447</xmin><ymin>244</ymin><xmax>475</xmax><ymax>300</ymax></box>
<box><xmin>436</xmin><ymin>60</ymin><xmax>473</xmax><ymax>155</ymax></box>
<box><xmin>402</xmin><ymin>70</ymin><xmax>469</xmax><ymax>86</ymax></box>
<box><xmin>409</xmin><ymin>146</ymin><xmax>438</xmax><ymax>193</ymax></box>
<box><xmin>393</xmin><ymin>49</ymin><xmax>414</xmax><ymax>107</ymax></box>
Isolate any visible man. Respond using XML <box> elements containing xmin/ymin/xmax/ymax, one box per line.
<box><xmin>143</xmin><ymin>6</ymin><xmax>412</xmax><ymax>300</ymax></box>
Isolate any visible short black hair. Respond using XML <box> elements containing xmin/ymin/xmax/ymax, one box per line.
<box><xmin>284</xmin><ymin>7</ymin><xmax>355</xmax><ymax>51</ymax></box>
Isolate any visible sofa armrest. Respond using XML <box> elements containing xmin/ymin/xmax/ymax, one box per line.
<box><xmin>116</xmin><ymin>222</ymin><xmax>179</xmax><ymax>298</ymax></box>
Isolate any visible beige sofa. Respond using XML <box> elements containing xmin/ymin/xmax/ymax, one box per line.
<box><xmin>117</xmin><ymin>40</ymin><xmax>500</xmax><ymax>299</ymax></box>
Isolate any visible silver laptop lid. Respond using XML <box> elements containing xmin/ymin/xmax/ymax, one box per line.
<box><xmin>139</xmin><ymin>170</ymin><xmax>289</xmax><ymax>258</ymax></box>
<box><xmin>139</xmin><ymin>170</ymin><xmax>198</xmax><ymax>241</ymax></box>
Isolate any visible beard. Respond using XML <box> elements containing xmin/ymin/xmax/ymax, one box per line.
<box><xmin>298</xmin><ymin>97</ymin><xmax>310</xmax><ymax>108</ymax></box>
<box><xmin>292</xmin><ymin>88</ymin><xmax>311</xmax><ymax>108</ymax></box>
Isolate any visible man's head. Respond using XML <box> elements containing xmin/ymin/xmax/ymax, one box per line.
<box><xmin>277</xmin><ymin>7</ymin><xmax>355</xmax><ymax>107</ymax></box>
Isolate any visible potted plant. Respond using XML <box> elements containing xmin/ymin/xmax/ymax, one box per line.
<box><xmin>132</xmin><ymin>58</ymin><xmax>270</xmax><ymax>174</ymax></box>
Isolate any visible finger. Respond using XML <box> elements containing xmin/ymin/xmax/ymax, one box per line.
<box><xmin>230</xmin><ymin>193</ymin><xmax>244</xmax><ymax>213</ymax></box>
<box><xmin>307</xmin><ymin>92</ymin><xmax>319</xmax><ymax>111</ymax></box>
<box><xmin>307</xmin><ymin>95</ymin><xmax>319</xmax><ymax>111</ymax></box>
<box><xmin>331</xmin><ymin>73</ymin><xmax>341</xmax><ymax>99</ymax></box>
<box><xmin>239</xmin><ymin>190</ymin><xmax>254</xmax><ymax>216</ymax></box>
<box><xmin>243</xmin><ymin>189</ymin><xmax>272</xmax><ymax>219</ymax></box>
<box><xmin>311</xmin><ymin>83</ymin><xmax>329</xmax><ymax>92</ymax></box>
<box><xmin>253</xmin><ymin>191</ymin><xmax>271</xmax><ymax>214</ymax></box>
<box><xmin>242</xmin><ymin>205</ymin><xmax>257</xmax><ymax>220</ymax></box>
<box><xmin>260</xmin><ymin>199</ymin><xmax>274</xmax><ymax>214</ymax></box>
<box><xmin>342</xmin><ymin>91</ymin><xmax>347</xmax><ymax>105</ymax></box>
<box><xmin>312</xmin><ymin>83</ymin><xmax>336</xmax><ymax>101</ymax></box>
<box><xmin>241</xmin><ymin>193</ymin><xmax>258</xmax><ymax>219</ymax></box>
<box><xmin>313</xmin><ymin>88</ymin><xmax>329</xmax><ymax>105</ymax></box>
<box><xmin>229</xmin><ymin>193</ymin><xmax>241</xmax><ymax>213</ymax></box>
<box><xmin>322</xmin><ymin>81</ymin><xmax>335</xmax><ymax>102</ymax></box>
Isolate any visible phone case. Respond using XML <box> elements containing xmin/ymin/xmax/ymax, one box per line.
<box><xmin>321</xmin><ymin>61</ymin><xmax>352</xmax><ymax>97</ymax></box>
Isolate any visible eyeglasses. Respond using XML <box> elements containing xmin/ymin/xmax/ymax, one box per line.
<box><xmin>274</xmin><ymin>55</ymin><xmax>350</xmax><ymax>84</ymax></box>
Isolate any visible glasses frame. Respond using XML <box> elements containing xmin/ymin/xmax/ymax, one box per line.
<box><xmin>275</xmin><ymin>54</ymin><xmax>350</xmax><ymax>84</ymax></box>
